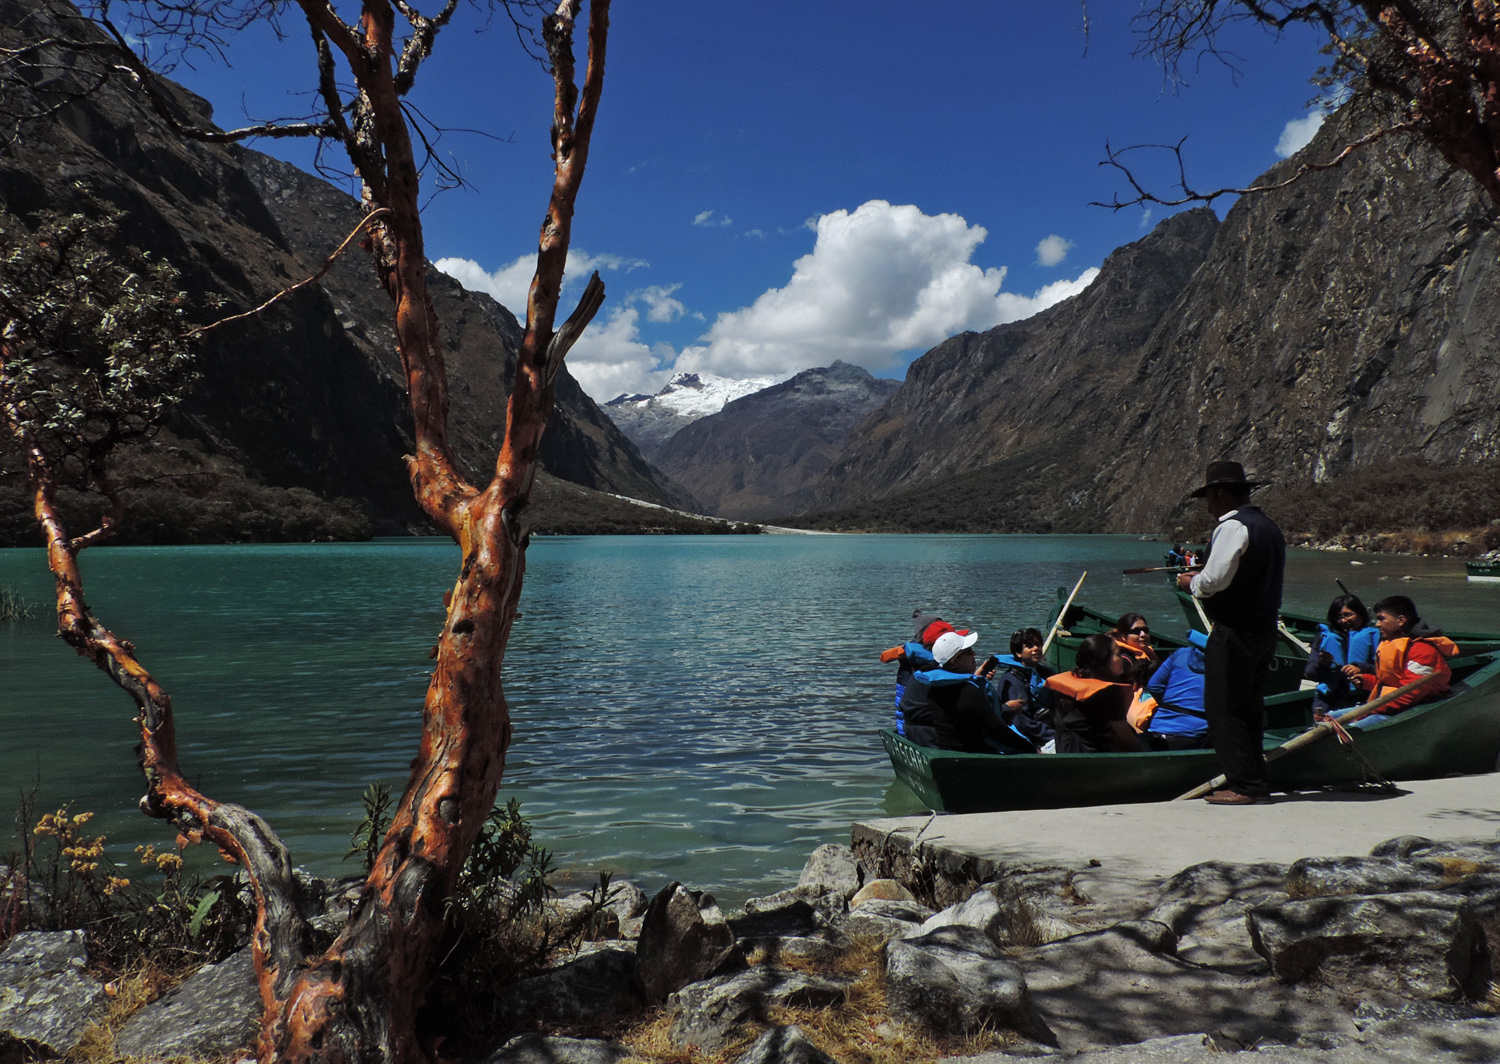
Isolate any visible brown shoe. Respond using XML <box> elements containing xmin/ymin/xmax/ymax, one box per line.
<box><xmin>1204</xmin><ymin>789</ymin><xmax>1263</xmax><ymax>805</ymax></box>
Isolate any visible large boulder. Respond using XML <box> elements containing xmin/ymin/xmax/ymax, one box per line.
<box><xmin>797</xmin><ymin>844</ymin><xmax>861</xmax><ymax>900</ymax></box>
<box><xmin>666</xmin><ymin>968</ymin><xmax>848</xmax><ymax>1053</ymax></box>
<box><xmin>736</xmin><ymin>1024</ymin><xmax>838</xmax><ymax>1064</ymax></box>
<box><xmin>635</xmin><ymin>883</ymin><xmax>737</xmax><ymax>1004</ymax></box>
<box><xmin>605</xmin><ymin>880</ymin><xmax>649</xmax><ymax>923</ymax></box>
<box><xmin>0</xmin><ymin>930</ymin><xmax>107</xmax><ymax>1059</ymax></box>
<box><xmin>498</xmin><ymin>947</ymin><xmax>643</xmax><ymax>1030</ymax></box>
<box><xmin>1145</xmin><ymin>861</ymin><xmax>1290</xmax><ymax>936</ymax></box>
<box><xmin>114</xmin><ymin>947</ymin><xmax>260</xmax><ymax>1059</ymax></box>
<box><xmin>1247</xmin><ymin>890</ymin><xmax>1490</xmax><ymax>1000</ymax></box>
<box><xmin>1287</xmin><ymin>856</ymin><xmax>1459</xmax><ymax>898</ymax></box>
<box><xmin>479</xmin><ymin>1033</ymin><xmax>634</xmax><ymax>1064</ymax></box>
<box><xmin>883</xmin><ymin>925</ymin><xmax>1052</xmax><ymax>1043</ymax></box>
<box><xmin>732</xmin><ymin>892</ymin><xmax>840</xmax><ymax>941</ymax></box>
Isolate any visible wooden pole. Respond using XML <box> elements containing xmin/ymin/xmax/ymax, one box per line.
<box><xmin>1173</xmin><ymin>673</ymin><xmax>1438</xmax><ymax>801</ymax></box>
<box><xmin>1122</xmin><ymin>565</ymin><xmax>1192</xmax><ymax>574</ymax></box>
<box><xmin>1278</xmin><ymin>619</ymin><xmax>1312</xmax><ymax>655</ymax></box>
<box><xmin>1041</xmin><ymin>572</ymin><xmax>1087</xmax><ymax>656</ymax></box>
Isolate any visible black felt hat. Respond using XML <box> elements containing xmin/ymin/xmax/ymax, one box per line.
<box><xmin>1189</xmin><ymin>460</ymin><xmax>1269</xmax><ymax>498</ymax></box>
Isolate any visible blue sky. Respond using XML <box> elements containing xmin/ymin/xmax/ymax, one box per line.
<box><xmin>163</xmin><ymin>2</ymin><xmax>1331</xmax><ymax>400</ymax></box>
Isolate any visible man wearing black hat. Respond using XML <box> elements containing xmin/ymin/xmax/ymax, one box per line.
<box><xmin>1176</xmin><ymin>461</ymin><xmax>1286</xmax><ymax>805</ymax></box>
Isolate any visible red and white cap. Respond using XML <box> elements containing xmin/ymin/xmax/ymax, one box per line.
<box><xmin>931</xmin><ymin>630</ymin><xmax>980</xmax><ymax>667</ymax></box>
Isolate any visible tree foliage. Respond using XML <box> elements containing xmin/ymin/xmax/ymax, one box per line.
<box><xmin>0</xmin><ymin>202</ymin><xmax>199</xmax><ymax>484</ymax></box>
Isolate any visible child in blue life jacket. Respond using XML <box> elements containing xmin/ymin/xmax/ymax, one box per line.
<box><xmin>1303</xmin><ymin>594</ymin><xmax>1380</xmax><ymax>713</ymax></box>
<box><xmin>991</xmin><ymin>627</ymin><xmax>1057</xmax><ymax>747</ymax></box>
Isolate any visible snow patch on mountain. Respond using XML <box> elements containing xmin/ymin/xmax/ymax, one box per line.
<box><xmin>604</xmin><ymin>370</ymin><xmax>790</xmax><ymax>458</ymax></box>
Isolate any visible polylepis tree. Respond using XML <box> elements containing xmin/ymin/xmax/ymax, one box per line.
<box><xmin>0</xmin><ymin>0</ymin><xmax>610</xmax><ymax>1060</ymax></box>
<box><xmin>1106</xmin><ymin>2</ymin><xmax>1500</xmax><ymax>212</ymax></box>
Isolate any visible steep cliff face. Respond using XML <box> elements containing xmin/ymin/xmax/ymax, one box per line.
<box><xmin>818</xmin><ymin>208</ymin><xmax>1221</xmax><ymax>520</ymax></box>
<box><xmin>1109</xmin><ymin>103</ymin><xmax>1500</xmax><ymax>531</ymax></box>
<box><xmin>0</xmin><ymin>0</ymin><xmax>685</xmax><ymax>543</ymax></box>
<box><xmin>815</xmin><ymin>102</ymin><xmax>1500</xmax><ymax>533</ymax></box>
<box><xmin>653</xmin><ymin>362</ymin><xmax>901</xmax><ymax>519</ymax></box>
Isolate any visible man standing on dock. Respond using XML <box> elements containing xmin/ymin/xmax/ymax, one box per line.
<box><xmin>1177</xmin><ymin>462</ymin><xmax>1286</xmax><ymax>806</ymax></box>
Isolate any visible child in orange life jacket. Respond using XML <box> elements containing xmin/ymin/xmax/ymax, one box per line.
<box><xmin>1045</xmin><ymin>634</ymin><xmax>1141</xmax><ymax>753</ymax></box>
<box><xmin>1329</xmin><ymin>595</ymin><xmax>1459</xmax><ymax>729</ymax></box>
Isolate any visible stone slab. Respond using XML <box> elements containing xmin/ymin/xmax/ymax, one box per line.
<box><xmin>853</xmin><ymin>773</ymin><xmax>1500</xmax><ymax>911</ymax></box>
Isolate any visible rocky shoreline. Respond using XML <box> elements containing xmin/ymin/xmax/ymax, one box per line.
<box><xmin>7</xmin><ymin>830</ymin><xmax>1500</xmax><ymax>1063</ymax></box>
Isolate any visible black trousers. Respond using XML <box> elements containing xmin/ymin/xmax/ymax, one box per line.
<box><xmin>1204</xmin><ymin>623</ymin><xmax>1278</xmax><ymax>798</ymax></box>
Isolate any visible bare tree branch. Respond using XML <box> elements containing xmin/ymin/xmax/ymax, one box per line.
<box><xmin>1092</xmin><ymin>121</ymin><xmax>1416</xmax><ymax>209</ymax></box>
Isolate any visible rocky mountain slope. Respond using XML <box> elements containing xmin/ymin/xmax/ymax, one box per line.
<box><xmin>604</xmin><ymin>371</ymin><xmax>786</xmax><ymax>459</ymax></box>
<box><xmin>0</xmin><ymin>0</ymin><xmax>686</xmax><ymax>543</ymax></box>
<box><xmin>653</xmin><ymin>362</ymin><xmax>900</xmax><ymax>520</ymax></box>
<box><xmin>805</xmin><ymin>101</ymin><xmax>1500</xmax><ymax>535</ymax></box>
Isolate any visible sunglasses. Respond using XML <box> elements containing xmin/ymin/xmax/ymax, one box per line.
<box><xmin>1128</xmin><ymin>626</ymin><xmax>1151</xmax><ymax>635</ymax></box>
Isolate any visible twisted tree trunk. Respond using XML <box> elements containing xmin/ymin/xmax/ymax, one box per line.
<box><xmin>3</xmin><ymin>1</ymin><xmax>612</xmax><ymax>1060</ymax></box>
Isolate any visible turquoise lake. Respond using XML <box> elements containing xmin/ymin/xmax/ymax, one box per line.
<box><xmin>1</xmin><ymin>534</ymin><xmax>1494</xmax><ymax>905</ymax></box>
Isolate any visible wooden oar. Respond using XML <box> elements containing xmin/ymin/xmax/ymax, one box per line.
<box><xmin>1173</xmin><ymin>673</ymin><xmax>1439</xmax><ymax>801</ymax></box>
<box><xmin>1122</xmin><ymin>565</ymin><xmax>1193</xmax><ymax>575</ymax></box>
<box><xmin>1189</xmin><ymin>592</ymin><xmax>1213</xmax><ymax>634</ymax></box>
<box><xmin>1041</xmin><ymin>572</ymin><xmax>1087</xmax><ymax>655</ymax></box>
<box><xmin>1278</xmin><ymin>619</ymin><xmax>1312</xmax><ymax>655</ymax></box>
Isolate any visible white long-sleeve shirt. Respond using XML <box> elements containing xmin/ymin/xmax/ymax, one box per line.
<box><xmin>1189</xmin><ymin>509</ymin><xmax>1251</xmax><ymax>599</ymax></box>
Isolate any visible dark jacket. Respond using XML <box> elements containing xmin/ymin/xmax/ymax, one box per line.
<box><xmin>992</xmin><ymin>656</ymin><xmax>1056</xmax><ymax>744</ymax></box>
<box><xmin>901</xmin><ymin>667</ymin><xmax>1035</xmax><ymax>754</ymax></box>
<box><xmin>1044</xmin><ymin>674</ymin><xmax>1133</xmax><ymax>754</ymax></box>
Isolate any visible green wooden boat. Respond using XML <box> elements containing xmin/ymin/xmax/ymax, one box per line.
<box><xmin>882</xmin><ymin>651</ymin><xmax>1500</xmax><ymax>814</ymax></box>
<box><xmin>1468</xmin><ymin>560</ymin><xmax>1500</xmax><ymax>584</ymax></box>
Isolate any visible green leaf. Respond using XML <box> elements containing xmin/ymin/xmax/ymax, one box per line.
<box><xmin>189</xmin><ymin>890</ymin><xmax>220</xmax><ymax>938</ymax></box>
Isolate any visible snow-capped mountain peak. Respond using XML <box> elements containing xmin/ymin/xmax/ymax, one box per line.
<box><xmin>605</xmin><ymin>370</ymin><xmax>791</xmax><ymax>457</ymax></box>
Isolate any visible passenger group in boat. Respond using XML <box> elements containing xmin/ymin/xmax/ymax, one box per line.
<box><xmin>1321</xmin><ymin>594</ymin><xmax>1460</xmax><ymax>728</ymax></box>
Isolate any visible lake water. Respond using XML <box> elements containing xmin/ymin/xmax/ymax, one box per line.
<box><xmin>1</xmin><ymin>535</ymin><xmax>1494</xmax><ymax>905</ymax></box>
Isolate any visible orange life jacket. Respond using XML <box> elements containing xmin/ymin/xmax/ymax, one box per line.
<box><xmin>1370</xmin><ymin>635</ymin><xmax>1459</xmax><ymax>701</ymax></box>
<box><xmin>1112</xmin><ymin>638</ymin><xmax>1157</xmax><ymax>665</ymax></box>
<box><xmin>1045</xmin><ymin>673</ymin><xmax>1129</xmax><ymax>702</ymax></box>
<box><xmin>1127</xmin><ymin>690</ymin><xmax>1158</xmax><ymax>733</ymax></box>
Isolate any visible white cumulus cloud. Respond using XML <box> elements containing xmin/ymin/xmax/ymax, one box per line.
<box><xmin>434</xmin><ymin>249</ymin><xmax>646</xmax><ymax>316</ymax></box>
<box><xmin>669</xmin><ymin>200</ymin><xmax>1097</xmax><ymax>380</ymax></box>
<box><xmin>1035</xmin><ymin>234</ymin><xmax>1075</xmax><ymax>267</ymax></box>
<box><xmin>636</xmin><ymin>283</ymin><xmax>685</xmax><ymax>323</ymax></box>
<box><xmin>1276</xmin><ymin>111</ymin><xmax>1324</xmax><ymax>158</ymax></box>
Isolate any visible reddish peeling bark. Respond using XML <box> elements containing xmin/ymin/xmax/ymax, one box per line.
<box><xmin>5</xmin><ymin>2</ymin><xmax>611</xmax><ymax>1062</ymax></box>
<box><xmin>264</xmin><ymin>2</ymin><xmax>612</xmax><ymax>1061</ymax></box>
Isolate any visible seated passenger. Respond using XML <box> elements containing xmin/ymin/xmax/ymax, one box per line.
<box><xmin>1304</xmin><ymin>594</ymin><xmax>1379</xmax><ymax>714</ymax></box>
<box><xmin>878</xmin><ymin>609</ymin><xmax>956</xmax><ymax>735</ymax></box>
<box><xmin>899</xmin><ymin>630</ymin><xmax>1036</xmax><ymax>755</ymax></box>
<box><xmin>1044</xmin><ymin>634</ymin><xmax>1141</xmax><ymax>753</ymax></box>
<box><xmin>1342</xmin><ymin>595</ymin><xmax>1460</xmax><ymax>727</ymax></box>
<box><xmin>992</xmin><ymin>627</ymin><xmax>1056</xmax><ymax>746</ymax></box>
<box><xmin>1165</xmin><ymin>542</ymin><xmax>1186</xmax><ymax>568</ymax></box>
<box><xmin>1110</xmin><ymin>613</ymin><xmax>1158</xmax><ymax>667</ymax></box>
<box><xmin>1141</xmin><ymin>631</ymin><xmax>1211</xmax><ymax>750</ymax></box>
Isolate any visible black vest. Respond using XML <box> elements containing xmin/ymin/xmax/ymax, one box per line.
<box><xmin>1203</xmin><ymin>506</ymin><xmax>1285</xmax><ymax>632</ymax></box>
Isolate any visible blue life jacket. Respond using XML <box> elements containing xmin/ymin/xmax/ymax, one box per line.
<box><xmin>1316</xmin><ymin>624</ymin><xmax>1379</xmax><ymax>670</ymax></box>
<box><xmin>1145</xmin><ymin>642</ymin><xmax>1208</xmax><ymax>736</ymax></box>
<box><xmin>893</xmin><ymin>641</ymin><xmax>938</xmax><ymax>735</ymax></box>
<box><xmin>994</xmin><ymin>654</ymin><xmax>1048</xmax><ymax>703</ymax></box>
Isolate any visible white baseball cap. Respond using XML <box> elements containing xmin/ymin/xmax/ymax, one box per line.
<box><xmin>932</xmin><ymin>630</ymin><xmax>980</xmax><ymax>667</ymax></box>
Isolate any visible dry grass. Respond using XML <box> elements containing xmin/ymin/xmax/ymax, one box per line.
<box><xmin>617</xmin><ymin>935</ymin><xmax>1022</xmax><ymax>1064</ymax></box>
<box><xmin>73</xmin><ymin>959</ymin><xmax>198</xmax><ymax>1064</ymax></box>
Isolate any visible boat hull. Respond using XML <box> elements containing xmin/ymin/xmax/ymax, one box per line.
<box><xmin>883</xmin><ymin>653</ymin><xmax>1500</xmax><ymax>813</ymax></box>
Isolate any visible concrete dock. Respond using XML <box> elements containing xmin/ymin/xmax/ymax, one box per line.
<box><xmin>851</xmin><ymin>774</ymin><xmax>1500</xmax><ymax>905</ymax></box>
